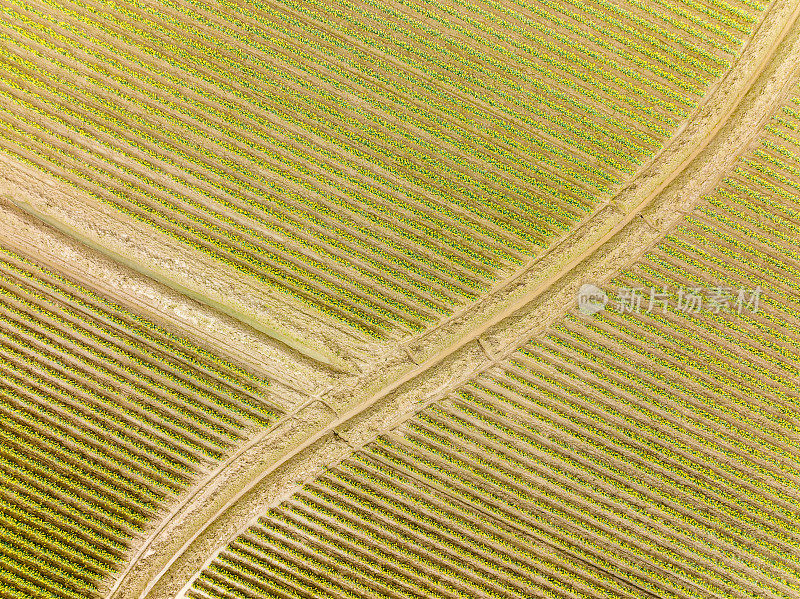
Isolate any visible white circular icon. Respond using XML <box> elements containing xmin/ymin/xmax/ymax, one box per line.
<box><xmin>577</xmin><ymin>283</ymin><xmax>608</xmax><ymax>315</ymax></box>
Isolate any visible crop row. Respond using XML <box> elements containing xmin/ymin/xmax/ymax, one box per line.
<box><xmin>0</xmin><ymin>2</ymin><xmax>524</xmax><ymax>332</ymax></box>
<box><xmin>188</xmin><ymin>50</ymin><xmax>800</xmax><ymax>599</ymax></box>
<box><xmin>513</xmin><ymin>336</ymin><xmax>800</xmax><ymax>549</ymax></box>
<box><xmin>0</xmin><ymin>279</ymin><xmax>269</xmax><ymax>429</ymax></box>
<box><xmin>0</xmin><ymin>245</ymin><xmax>279</xmax><ymax>598</ymax></box>
<box><xmin>0</xmin><ymin>277</ymin><xmax>273</xmax><ymax>426</ymax></box>
<box><xmin>0</xmin><ymin>0</ymin><xmax>761</xmax><ymax>333</ymax></box>
<box><xmin>0</xmin><ymin>109</ymin><xmax>405</xmax><ymax>334</ymax></box>
<box><xmin>0</xmin><ymin>66</ymin><xmax>452</xmax><ymax>326</ymax></box>
<box><xmin>0</xmin><ymin>247</ymin><xmax>270</xmax><ymax>396</ymax></box>
<box><xmin>0</xmin><ymin>308</ymin><xmax>235</xmax><ymax>455</ymax></box>
<box><xmin>399</xmin><ymin>410</ymin><xmax>760</xmax><ymax>599</ymax></box>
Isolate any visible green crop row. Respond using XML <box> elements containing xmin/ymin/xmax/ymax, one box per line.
<box><xmin>0</xmin><ymin>359</ymin><xmax>197</xmax><ymax>477</ymax></box>
<box><xmin>514</xmin><ymin>338</ymin><xmax>800</xmax><ymax>549</ymax></box>
<box><xmin>401</xmin><ymin>418</ymin><xmax>717</xmax><ymax>599</ymax></box>
<box><xmin>0</xmin><ymin>93</ymin><xmax>409</xmax><ymax>332</ymax></box>
<box><xmin>0</xmin><ymin>248</ymin><xmax>282</xmax><ymax>598</ymax></box>
<box><xmin>0</xmin><ymin>385</ymin><xmax>181</xmax><ymax>495</ymax></box>
<box><xmin>420</xmin><ymin>400</ymin><xmax>774</xmax><ymax>598</ymax></box>
<box><xmin>0</xmin><ymin>296</ymin><xmax>244</xmax><ymax>440</ymax></box>
<box><xmin>1</xmin><ymin>4</ymin><xmax>520</xmax><ymax>274</ymax></box>
<box><xmin>2</xmin><ymin>0</ymin><xmax>759</xmax><ymax>337</ymax></box>
<box><xmin>0</xmin><ymin>414</ymin><xmax>157</xmax><ymax>520</ymax></box>
<box><xmin>0</xmin><ymin>274</ymin><xmax>274</xmax><ymax>424</ymax></box>
<box><xmin>0</xmin><ymin>248</ymin><xmax>269</xmax><ymax>395</ymax></box>
<box><xmin>0</xmin><ymin>56</ymin><xmax>455</xmax><ymax>321</ymax></box>
<box><xmin>0</xmin><ymin>307</ymin><xmax>232</xmax><ymax>455</ymax></box>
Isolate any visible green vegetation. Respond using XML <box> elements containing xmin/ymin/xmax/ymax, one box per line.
<box><xmin>0</xmin><ymin>246</ymin><xmax>276</xmax><ymax>599</ymax></box>
<box><xmin>0</xmin><ymin>0</ymin><xmax>763</xmax><ymax>335</ymax></box>
<box><xmin>189</xmin><ymin>83</ymin><xmax>800</xmax><ymax>599</ymax></box>
<box><xmin>0</xmin><ymin>0</ymin><xmax>791</xmax><ymax>598</ymax></box>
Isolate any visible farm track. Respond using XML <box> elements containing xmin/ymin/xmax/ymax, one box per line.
<box><xmin>95</xmin><ymin>3</ymin><xmax>796</xmax><ymax>597</ymax></box>
<box><xmin>186</xmin><ymin>129</ymin><xmax>800</xmax><ymax>598</ymax></box>
<box><xmin>0</xmin><ymin>198</ymin><xmax>333</xmax><ymax>390</ymax></box>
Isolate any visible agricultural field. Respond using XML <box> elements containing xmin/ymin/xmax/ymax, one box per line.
<box><xmin>0</xmin><ymin>242</ymin><xmax>277</xmax><ymax>599</ymax></box>
<box><xmin>0</xmin><ymin>0</ymin><xmax>799</xmax><ymax>598</ymax></box>
<box><xmin>0</xmin><ymin>0</ymin><xmax>768</xmax><ymax>341</ymax></box>
<box><xmin>187</xmin><ymin>81</ymin><xmax>800</xmax><ymax>599</ymax></box>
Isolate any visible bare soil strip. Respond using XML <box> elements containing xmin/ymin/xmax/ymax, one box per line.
<box><xmin>0</xmin><ymin>198</ymin><xmax>334</xmax><ymax>397</ymax></box>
